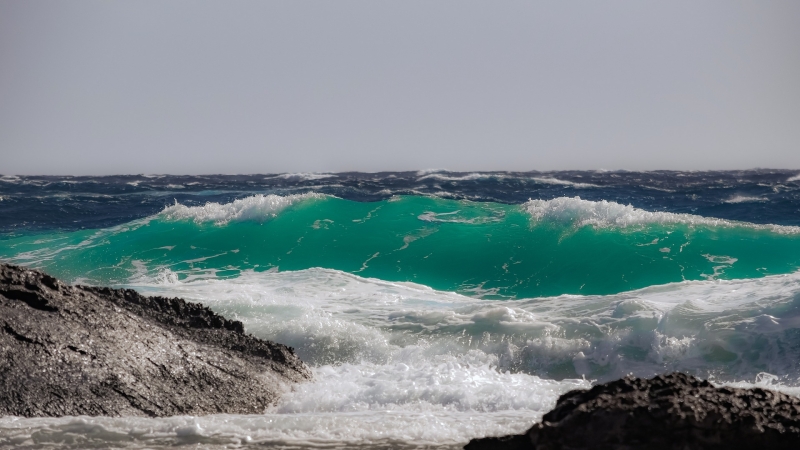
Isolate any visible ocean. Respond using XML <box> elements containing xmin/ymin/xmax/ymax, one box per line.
<box><xmin>2</xmin><ymin>170</ymin><xmax>800</xmax><ymax>448</ymax></box>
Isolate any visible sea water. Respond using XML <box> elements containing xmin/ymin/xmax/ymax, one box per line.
<box><xmin>2</xmin><ymin>170</ymin><xmax>800</xmax><ymax>448</ymax></box>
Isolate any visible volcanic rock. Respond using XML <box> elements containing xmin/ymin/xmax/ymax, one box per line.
<box><xmin>465</xmin><ymin>372</ymin><xmax>800</xmax><ymax>450</ymax></box>
<box><xmin>0</xmin><ymin>263</ymin><xmax>310</xmax><ymax>417</ymax></box>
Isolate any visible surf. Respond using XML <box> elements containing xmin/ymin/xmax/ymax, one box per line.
<box><xmin>5</xmin><ymin>266</ymin><xmax>800</xmax><ymax>448</ymax></box>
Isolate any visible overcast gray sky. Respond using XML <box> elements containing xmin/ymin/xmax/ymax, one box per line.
<box><xmin>1</xmin><ymin>1</ymin><xmax>799</xmax><ymax>175</ymax></box>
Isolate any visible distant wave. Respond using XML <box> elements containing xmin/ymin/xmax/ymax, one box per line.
<box><xmin>266</xmin><ymin>173</ymin><xmax>337</xmax><ymax>181</ymax></box>
<box><xmin>529</xmin><ymin>177</ymin><xmax>599</xmax><ymax>188</ymax></box>
<box><xmin>416</xmin><ymin>172</ymin><xmax>494</xmax><ymax>182</ymax></box>
<box><xmin>415</xmin><ymin>172</ymin><xmax>599</xmax><ymax>188</ymax></box>
<box><xmin>0</xmin><ymin>175</ymin><xmax>50</xmax><ymax>187</ymax></box>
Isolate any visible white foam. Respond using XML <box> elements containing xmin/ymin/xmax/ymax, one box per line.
<box><xmin>417</xmin><ymin>210</ymin><xmax>504</xmax><ymax>224</ymax></box>
<box><xmin>523</xmin><ymin>196</ymin><xmax>799</xmax><ymax>233</ymax></box>
<box><xmin>275</xmin><ymin>360</ymin><xmax>585</xmax><ymax>414</ymax></box>
<box><xmin>0</xmin><ymin>410</ymin><xmax>553</xmax><ymax>449</ymax></box>
<box><xmin>130</xmin><ymin>267</ymin><xmax>800</xmax><ymax>382</ymax></box>
<box><xmin>416</xmin><ymin>172</ymin><xmax>493</xmax><ymax>182</ymax></box>
<box><xmin>724</xmin><ymin>195</ymin><xmax>768</xmax><ymax>203</ymax></box>
<box><xmin>414</xmin><ymin>173</ymin><xmax>598</xmax><ymax>188</ymax></box>
<box><xmin>718</xmin><ymin>373</ymin><xmax>800</xmax><ymax>397</ymax></box>
<box><xmin>787</xmin><ymin>173</ymin><xmax>800</xmax><ymax>183</ymax></box>
<box><xmin>529</xmin><ymin>177</ymin><xmax>599</xmax><ymax>188</ymax></box>
<box><xmin>267</xmin><ymin>173</ymin><xmax>337</xmax><ymax>181</ymax></box>
<box><xmin>415</xmin><ymin>169</ymin><xmax>448</xmax><ymax>176</ymax></box>
<box><xmin>0</xmin><ymin>177</ymin><xmax>51</xmax><ymax>186</ymax></box>
<box><xmin>159</xmin><ymin>193</ymin><xmax>326</xmax><ymax>224</ymax></box>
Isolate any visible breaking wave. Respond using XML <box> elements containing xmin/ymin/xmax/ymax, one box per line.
<box><xmin>4</xmin><ymin>195</ymin><xmax>800</xmax><ymax>298</ymax></box>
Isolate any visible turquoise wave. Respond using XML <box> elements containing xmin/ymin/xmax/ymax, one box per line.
<box><xmin>2</xmin><ymin>195</ymin><xmax>800</xmax><ymax>298</ymax></box>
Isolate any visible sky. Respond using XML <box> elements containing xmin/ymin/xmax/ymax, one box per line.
<box><xmin>1</xmin><ymin>1</ymin><xmax>799</xmax><ymax>175</ymax></box>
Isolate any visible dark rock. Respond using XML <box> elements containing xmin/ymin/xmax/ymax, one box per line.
<box><xmin>466</xmin><ymin>372</ymin><xmax>800</xmax><ymax>450</ymax></box>
<box><xmin>0</xmin><ymin>263</ymin><xmax>311</xmax><ymax>417</ymax></box>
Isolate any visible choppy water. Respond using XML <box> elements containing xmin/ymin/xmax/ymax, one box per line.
<box><xmin>2</xmin><ymin>170</ymin><xmax>800</xmax><ymax>448</ymax></box>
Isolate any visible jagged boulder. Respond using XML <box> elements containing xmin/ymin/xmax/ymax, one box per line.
<box><xmin>466</xmin><ymin>372</ymin><xmax>800</xmax><ymax>450</ymax></box>
<box><xmin>0</xmin><ymin>263</ymin><xmax>310</xmax><ymax>417</ymax></box>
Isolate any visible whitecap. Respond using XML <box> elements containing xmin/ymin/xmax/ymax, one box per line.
<box><xmin>416</xmin><ymin>172</ymin><xmax>493</xmax><ymax>182</ymax></box>
<box><xmin>529</xmin><ymin>177</ymin><xmax>599</xmax><ymax>188</ymax></box>
<box><xmin>415</xmin><ymin>168</ymin><xmax>448</xmax><ymax>176</ymax></box>
<box><xmin>0</xmin><ymin>175</ymin><xmax>20</xmax><ymax>183</ymax></box>
<box><xmin>267</xmin><ymin>173</ymin><xmax>337</xmax><ymax>181</ymax></box>
<box><xmin>723</xmin><ymin>195</ymin><xmax>768</xmax><ymax>203</ymax></box>
<box><xmin>159</xmin><ymin>193</ymin><xmax>327</xmax><ymax>225</ymax></box>
<box><xmin>522</xmin><ymin>196</ymin><xmax>799</xmax><ymax>233</ymax></box>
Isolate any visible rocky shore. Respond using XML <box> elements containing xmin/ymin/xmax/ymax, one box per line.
<box><xmin>466</xmin><ymin>372</ymin><xmax>800</xmax><ymax>450</ymax></box>
<box><xmin>0</xmin><ymin>263</ymin><xmax>310</xmax><ymax>417</ymax></box>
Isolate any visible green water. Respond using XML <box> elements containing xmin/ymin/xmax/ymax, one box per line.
<box><xmin>2</xmin><ymin>195</ymin><xmax>800</xmax><ymax>298</ymax></box>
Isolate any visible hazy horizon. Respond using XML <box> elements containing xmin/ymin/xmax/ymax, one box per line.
<box><xmin>2</xmin><ymin>1</ymin><xmax>799</xmax><ymax>175</ymax></box>
<box><xmin>4</xmin><ymin>168</ymin><xmax>800</xmax><ymax>179</ymax></box>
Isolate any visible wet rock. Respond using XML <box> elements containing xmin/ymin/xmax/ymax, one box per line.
<box><xmin>0</xmin><ymin>263</ymin><xmax>311</xmax><ymax>417</ymax></box>
<box><xmin>466</xmin><ymin>372</ymin><xmax>800</xmax><ymax>450</ymax></box>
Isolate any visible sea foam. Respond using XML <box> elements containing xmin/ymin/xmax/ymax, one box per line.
<box><xmin>132</xmin><ymin>267</ymin><xmax>800</xmax><ymax>385</ymax></box>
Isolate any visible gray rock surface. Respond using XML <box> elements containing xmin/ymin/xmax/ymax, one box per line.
<box><xmin>466</xmin><ymin>372</ymin><xmax>800</xmax><ymax>450</ymax></box>
<box><xmin>0</xmin><ymin>263</ymin><xmax>311</xmax><ymax>417</ymax></box>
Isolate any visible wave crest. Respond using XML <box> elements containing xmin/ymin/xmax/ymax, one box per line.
<box><xmin>523</xmin><ymin>196</ymin><xmax>798</xmax><ymax>233</ymax></box>
<box><xmin>160</xmin><ymin>193</ymin><xmax>326</xmax><ymax>224</ymax></box>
